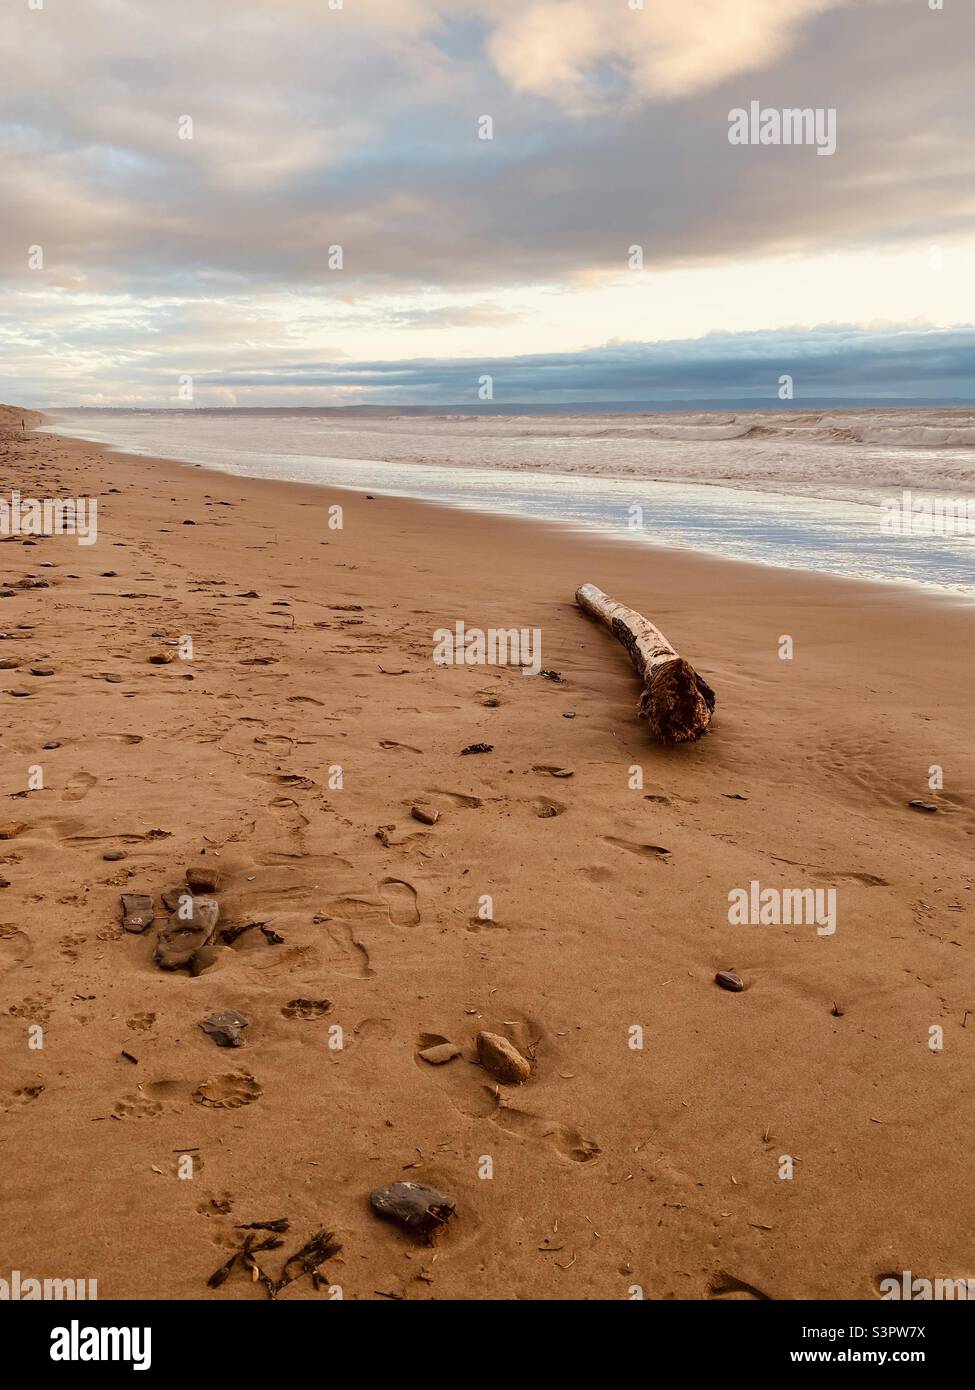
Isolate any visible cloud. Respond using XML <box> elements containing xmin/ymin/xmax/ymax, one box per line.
<box><xmin>1</xmin><ymin>1</ymin><xmax>973</xmax><ymax>403</ymax></box>
<box><xmin>486</xmin><ymin>0</ymin><xmax>851</xmax><ymax>110</ymax></box>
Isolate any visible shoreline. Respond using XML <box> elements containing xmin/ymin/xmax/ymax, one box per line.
<box><xmin>37</xmin><ymin>414</ymin><xmax>975</xmax><ymax>603</ymax></box>
<box><xmin>1</xmin><ymin>416</ymin><xmax>974</xmax><ymax>1300</ymax></box>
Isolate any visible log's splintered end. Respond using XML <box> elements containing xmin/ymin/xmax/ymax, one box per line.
<box><xmin>639</xmin><ymin>658</ymin><xmax>716</xmax><ymax>745</ymax></box>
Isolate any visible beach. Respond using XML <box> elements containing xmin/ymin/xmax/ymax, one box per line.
<box><xmin>1</xmin><ymin>409</ymin><xmax>974</xmax><ymax>1301</ymax></box>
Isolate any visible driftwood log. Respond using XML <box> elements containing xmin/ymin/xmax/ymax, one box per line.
<box><xmin>575</xmin><ymin>583</ymin><xmax>715</xmax><ymax>744</ymax></box>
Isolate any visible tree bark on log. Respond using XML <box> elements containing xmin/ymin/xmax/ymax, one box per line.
<box><xmin>575</xmin><ymin>583</ymin><xmax>715</xmax><ymax>744</ymax></box>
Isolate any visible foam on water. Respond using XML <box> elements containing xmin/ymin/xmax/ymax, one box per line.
<box><xmin>43</xmin><ymin>408</ymin><xmax>975</xmax><ymax>595</ymax></box>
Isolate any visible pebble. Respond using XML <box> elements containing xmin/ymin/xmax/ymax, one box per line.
<box><xmin>410</xmin><ymin>804</ymin><xmax>439</xmax><ymax>826</ymax></box>
<box><xmin>120</xmin><ymin>893</ymin><xmax>155</xmax><ymax>933</ymax></box>
<box><xmin>148</xmin><ymin>652</ymin><xmax>175</xmax><ymax>665</ymax></box>
<box><xmin>43</xmin><ymin>741</ymin><xmax>60</xmax><ymax>750</ymax></box>
<box><xmin>715</xmin><ymin>969</ymin><xmax>744</xmax><ymax>993</ymax></box>
<box><xmin>476</xmin><ymin>1031</ymin><xmax>531</xmax><ymax>1084</ymax></box>
<box><xmin>369</xmin><ymin>1181</ymin><xmax>455</xmax><ymax>1238</ymax></box>
<box><xmin>908</xmin><ymin>800</ymin><xmax>938</xmax><ymax>813</ymax></box>
<box><xmin>105</xmin><ymin>674</ymin><xmax>123</xmax><ymax>683</ymax></box>
<box><xmin>0</xmin><ymin>659</ymin><xmax>18</xmax><ymax>670</ymax></box>
<box><xmin>30</xmin><ymin>666</ymin><xmax>55</xmax><ymax>676</ymax></box>
<box><xmin>8</xmin><ymin>688</ymin><xmax>32</xmax><ymax>697</ymax></box>
<box><xmin>199</xmin><ymin>1010</ymin><xmax>248</xmax><ymax>1048</ymax></box>
<box><xmin>186</xmin><ymin>865</ymin><xmax>222</xmax><ymax>893</ymax></box>
<box><xmin>103</xmin><ymin>850</ymin><xmax>126</xmax><ymax>862</ymax></box>
<box><xmin>418</xmin><ymin>1043</ymin><xmax>461</xmax><ymax>1065</ymax></box>
<box><xmin>0</xmin><ymin>823</ymin><xmax>27</xmax><ymax>840</ymax></box>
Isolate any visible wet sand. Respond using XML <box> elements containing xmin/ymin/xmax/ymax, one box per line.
<box><xmin>1</xmin><ymin>409</ymin><xmax>973</xmax><ymax>1300</ymax></box>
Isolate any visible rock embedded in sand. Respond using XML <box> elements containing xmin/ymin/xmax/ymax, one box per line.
<box><xmin>369</xmin><ymin>1181</ymin><xmax>455</xmax><ymax>1239</ymax></box>
<box><xmin>103</xmin><ymin>850</ymin><xmax>125</xmax><ymax>861</ymax></box>
<box><xmin>199</xmin><ymin>1010</ymin><xmax>248</xmax><ymax>1048</ymax></box>
<box><xmin>418</xmin><ymin>1042</ymin><xmax>461</xmax><ymax>1065</ymax></box>
<box><xmin>190</xmin><ymin>944</ymin><xmax>234</xmax><ymax>976</ymax></box>
<box><xmin>148</xmin><ymin>651</ymin><xmax>175</xmax><ymax>665</ymax></box>
<box><xmin>30</xmin><ymin>666</ymin><xmax>55</xmax><ymax>676</ymax></box>
<box><xmin>476</xmin><ymin>1031</ymin><xmax>531</xmax><ymax>1083</ymax></box>
<box><xmin>186</xmin><ymin>864</ymin><xmax>222</xmax><ymax>893</ymax></box>
<box><xmin>155</xmin><ymin>895</ymin><xmax>219</xmax><ymax>970</ymax></box>
<box><xmin>120</xmin><ymin>893</ymin><xmax>155</xmax><ymax>932</ymax></box>
<box><xmin>0</xmin><ymin>822</ymin><xmax>27</xmax><ymax>840</ymax></box>
<box><xmin>715</xmin><ymin>969</ymin><xmax>744</xmax><ymax>993</ymax></box>
<box><xmin>908</xmin><ymin>800</ymin><xmax>938</xmax><ymax>813</ymax></box>
<box><xmin>410</xmin><ymin>804</ymin><xmax>439</xmax><ymax>825</ymax></box>
<box><xmin>0</xmin><ymin>658</ymin><xmax>19</xmax><ymax>670</ymax></box>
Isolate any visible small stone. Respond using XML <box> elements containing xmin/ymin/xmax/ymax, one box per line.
<box><xmin>30</xmin><ymin>666</ymin><xmax>55</xmax><ymax>676</ymax></box>
<box><xmin>121</xmin><ymin>893</ymin><xmax>155</xmax><ymax>933</ymax></box>
<box><xmin>476</xmin><ymin>1031</ymin><xmax>531</xmax><ymax>1084</ymax></box>
<box><xmin>540</xmin><ymin>670</ymin><xmax>564</xmax><ymax>682</ymax></box>
<box><xmin>148</xmin><ymin>652</ymin><xmax>175</xmax><ymax>665</ymax></box>
<box><xmin>199</xmin><ymin>1010</ymin><xmax>248</xmax><ymax>1048</ymax></box>
<box><xmin>155</xmin><ymin>896</ymin><xmax>220</xmax><ymax>970</ymax></box>
<box><xmin>105</xmin><ymin>674</ymin><xmax>123</xmax><ymax>683</ymax></box>
<box><xmin>8</xmin><ymin>688</ymin><xmax>32</xmax><ymax>697</ymax></box>
<box><xmin>0</xmin><ymin>822</ymin><xmax>27</xmax><ymax>840</ymax></box>
<box><xmin>103</xmin><ymin>850</ymin><xmax>126</xmax><ymax>862</ymax></box>
<box><xmin>186</xmin><ymin>865</ymin><xmax>222</xmax><ymax>893</ymax></box>
<box><xmin>418</xmin><ymin>1043</ymin><xmax>460</xmax><ymax>1065</ymax></box>
<box><xmin>482</xmin><ymin>697</ymin><xmax>500</xmax><ymax>707</ymax></box>
<box><xmin>0</xmin><ymin>659</ymin><xmax>18</xmax><ymax>670</ymax></box>
<box><xmin>369</xmin><ymin>1181</ymin><xmax>455</xmax><ymax>1239</ymax></box>
<box><xmin>410</xmin><ymin>804</ymin><xmax>439</xmax><ymax>826</ymax></box>
<box><xmin>460</xmin><ymin>742</ymin><xmax>493</xmax><ymax>755</ymax></box>
<box><xmin>43</xmin><ymin>741</ymin><xmax>60</xmax><ymax>749</ymax></box>
<box><xmin>908</xmin><ymin>800</ymin><xmax>938</xmax><ymax>813</ymax></box>
<box><xmin>715</xmin><ymin>970</ymin><xmax>744</xmax><ymax>993</ymax></box>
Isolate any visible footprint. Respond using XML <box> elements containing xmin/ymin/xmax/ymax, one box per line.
<box><xmin>59</xmin><ymin>933</ymin><xmax>88</xmax><ymax>962</ymax></box>
<box><xmin>602</xmin><ymin>836</ymin><xmax>670</xmax><ymax>859</ymax></box>
<box><xmin>379</xmin><ymin>878</ymin><xmax>419</xmax><ymax>927</ymax></box>
<box><xmin>126</xmin><ymin>1011</ymin><xmax>156</xmax><ymax>1033</ymax></box>
<box><xmin>113</xmin><ymin>1092</ymin><xmax>164</xmax><ymax>1120</ymax></box>
<box><xmin>0</xmin><ymin>927</ymin><xmax>31</xmax><ymax>978</ymax></box>
<box><xmin>378</xmin><ymin>739</ymin><xmax>422</xmax><ymax>753</ymax></box>
<box><xmin>427</xmin><ymin>789</ymin><xmax>482</xmax><ymax>808</ymax></box>
<box><xmin>193</xmin><ymin>1072</ymin><xmax>262</xmax><ymax>1109</ymax></box>
<box><xmin>62</xmin><ymin>771</ymin><xmax>97</xmax><ymax>803</ymax></box>
<box><xmin>708</xmin><ymin>1271</ymin><xmax>772</xmax><ymax>1300</ymax></box>
<box><xmin>1</xmin><ymin>1084</ymin><xmax>44</xmax><ymax>1114</ymax></box>
<box><xmin>8</xmin><ymin>994</ymin><xmax>51</xmax><ymax>1023</ymax></box>
<box><xmin>281</xmin><ymin>998</ymin><xmax>332</xmax><ymax>1020</ymax></box>
<box><xmin>317</xmin><ymin>919</ymin><xmax>374</xmax><ymax>978</ymax></box>
<box><xmin>492</xmin><ymin>1105</ymin><xmax>601</xmax><ymax>1163</ymax></box>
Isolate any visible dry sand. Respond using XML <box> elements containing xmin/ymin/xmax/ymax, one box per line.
<box><xmin>1</xmin><ymin>409</ymin><xmax>973</xmax><ymax>1300</ymax></box>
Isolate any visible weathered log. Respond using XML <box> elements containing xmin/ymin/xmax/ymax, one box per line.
<box><xmin>575</xmin><ymin>583</ymin><xmax>715</xmax><ymax>744</ymax></box>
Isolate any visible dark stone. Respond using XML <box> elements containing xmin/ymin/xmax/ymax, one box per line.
<box><xmin>369</xmin><ymin>1181</ymin><xmax>455</xmax><ymax>1238</ymax></box>
<box><xmin>199</xmin><ymin>1010</ymin><xmax>248</xmax><ymax>1048</ymax></box>
<box><xmin>715</xmin><ymin>969</ymin><xmax>744</xmax><ymax>993</ymax></box>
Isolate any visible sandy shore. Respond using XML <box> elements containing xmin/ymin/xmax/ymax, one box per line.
<box><xmin>1</xmin><ymin>409</ymin><xmax>973</xmax><ymax>1301</ymax></box>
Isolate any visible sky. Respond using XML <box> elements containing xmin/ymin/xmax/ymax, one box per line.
<box><xmin>1</xmin><ymin>0</ymin><xmax>973</xmax><ymax>409</ymax></box>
